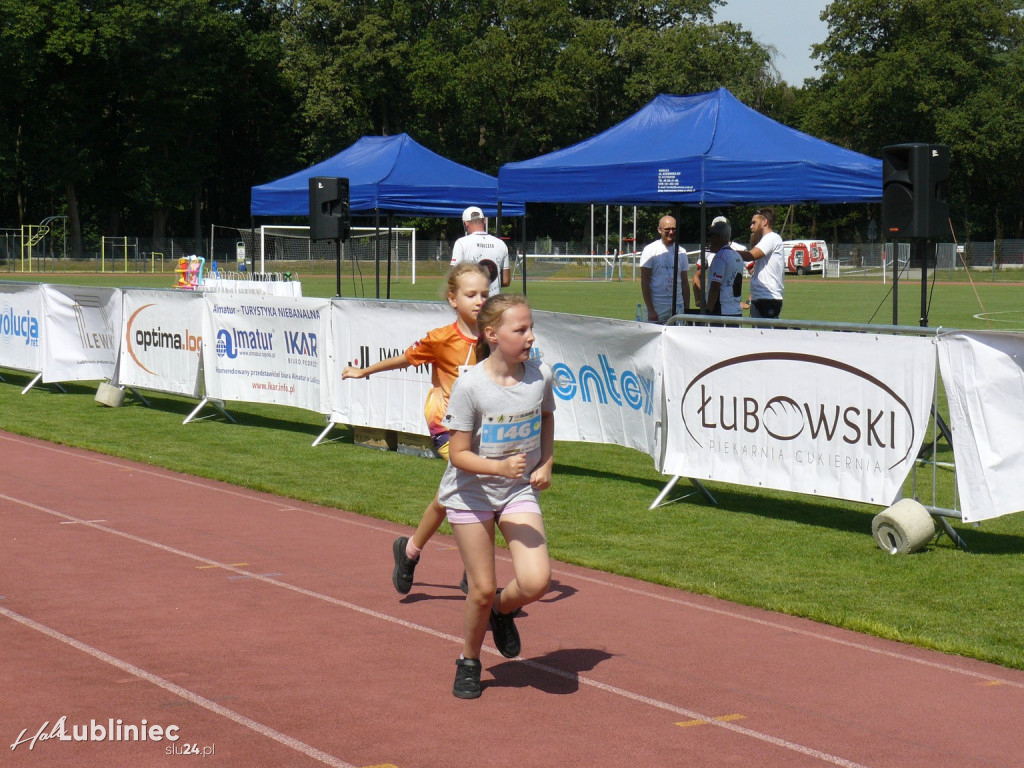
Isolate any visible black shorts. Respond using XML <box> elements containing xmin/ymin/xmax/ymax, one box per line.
<box><xmin>750</xmin><ymin>299</ymin><xmax>783</xmax><ymax>319</ymax></box>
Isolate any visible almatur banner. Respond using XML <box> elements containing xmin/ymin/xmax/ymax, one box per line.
<box><xmin>201</xmin><ymin>294</ymin><xmax>331</xmax><ymax>413</ymax></box>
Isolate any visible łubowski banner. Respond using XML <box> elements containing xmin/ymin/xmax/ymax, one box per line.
<box><xmin>661</xmin><ymin>326</ymin><xmax>936</xmax><ymax>505</ymax></box>
<box><xmin>0</xmin><ymin>282</ymin><xmax>43</xmax><ymax>373</ymax></box>
<box><xmin>201</xmin><ymin>294</ymin><xmax>331</xmax><ymax>413</ymax></box>
<box><xmin>40</xmin><ymin>285</ymin><xmax>122</xmax><ymax>383</ymax></box>
<box><xmin>937</xmin><ymin>330</ymin><xmax>1024</xmax><ymax>523</ymax></box>
<box><xmin>117</xmin><ymin>290</ymin><xmax>204</xmax><ymax>398</ymax></box>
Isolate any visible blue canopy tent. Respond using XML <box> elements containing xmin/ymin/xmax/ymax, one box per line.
<box><xmin>251</xmin><ymin>133</ymin><xmax>522</xmax><ymax>297</ymax></box>
<box><xmin>497</xmin><ymin>88</ymin><xmax>881</xmax><ymax>206</ymax></box>
<box><xmin>251</xmin><ymin>133</ymin><xmax>523</xmax><ymax>218</ymax></box>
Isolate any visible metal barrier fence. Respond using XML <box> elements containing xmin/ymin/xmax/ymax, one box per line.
<box><xmin>3</xmin><ymin>227</ymin><xmax>1024</xmax><ymax>283</ymax></box>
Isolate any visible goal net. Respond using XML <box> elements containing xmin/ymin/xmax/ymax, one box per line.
<box><xmin>212</xmin><ymin>224</ymin><xmax>418</xmax><ymax>281</ymax></box>
<box><xmin>511</xmin><ymin>252</ymin><xmax>642</xmax><ymax>281</ymax></box>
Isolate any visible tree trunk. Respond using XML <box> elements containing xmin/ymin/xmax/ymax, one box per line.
<box><xmin>152</xmin><ymin>207</ymin><xmax>170</xmax><ymax>258</ymax></box>
<box><xmin>193</xmin><ymin>182</ymin><xmax>203</xmax><ymax>256</ymax></box>
<box><xmin>65</xmin><ymin>182</ymin><xmax>84</xmax><ymax>259</ymax></box>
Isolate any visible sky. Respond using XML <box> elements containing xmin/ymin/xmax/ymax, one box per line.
<box><xmin>714</xmin><ymin>0</ymin><xmax>830</xmax><ymax>85</ymax></box>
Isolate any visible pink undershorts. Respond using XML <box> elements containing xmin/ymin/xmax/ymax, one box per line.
<box><xmin>446</xmin><ymin>499</ymin><xmax>542</xmax><ymax>525</ymax></box>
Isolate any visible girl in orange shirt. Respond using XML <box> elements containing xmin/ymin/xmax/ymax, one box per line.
<box><xmin>342</xmin><ymin>262</ymin><xmax>490</xmax><ymax>594</ymax></box>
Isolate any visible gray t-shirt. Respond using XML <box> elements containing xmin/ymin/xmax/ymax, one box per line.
<box><xmin>438</xmin><ymin>359</ymin><xmax>555</xmax><ymax>511</ymax></box>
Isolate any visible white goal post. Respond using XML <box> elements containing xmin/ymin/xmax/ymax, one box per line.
<box><xmin>213</xmin><ymin>224</ymin><xmax>418</xmax><ymax>282</ymax></box>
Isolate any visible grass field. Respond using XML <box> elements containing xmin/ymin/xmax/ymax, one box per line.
<box><xmin>2</xmin><ymin>271</ymin><xmax>1024</xmax><ymax>670</ymax></box>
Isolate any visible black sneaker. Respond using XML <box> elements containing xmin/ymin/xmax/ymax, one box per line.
<box><xmin>391</xmin><ymin>536</ymin><xmax>418</xmax><ymax>595</ymax></box>
<box><xmin>453</xmin><ymin>657</ymin><xmax>482</xmax><ymax>699</ymax></box>
<box><xmin>489</xmin><ymin>604</ymin><xmax>521</xmax><ymax>658</ymax></box>
<box><xmin>458</xmin><ymin>570</ymin><xmax>468</xmax><ymax>594</ymax></box>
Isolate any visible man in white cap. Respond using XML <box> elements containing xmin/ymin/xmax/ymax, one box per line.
<box><xmin>450</xmin><ymin>206</ymin><xmax>509</xmax><ymax>296</ymax></box>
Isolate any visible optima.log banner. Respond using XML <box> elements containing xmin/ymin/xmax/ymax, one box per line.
<box><xmin>661</xmin><ymin>326</ymin><xmax>936</xmax><ymax>505</ymax></box>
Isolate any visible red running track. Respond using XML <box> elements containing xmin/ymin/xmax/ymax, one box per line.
<box><xmin>2</xmin><ymin>430</ymin><xmax>1023</xmax><ymax>767</ymax></box>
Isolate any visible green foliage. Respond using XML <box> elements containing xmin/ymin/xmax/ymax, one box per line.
<box><xmin>804</xmin><ymin>0</ymin><xmax>1024</xmax><ymax>237</ymax></box>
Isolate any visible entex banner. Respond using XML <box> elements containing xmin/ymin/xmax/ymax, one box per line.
<box><xmin>327</xmin><ymin>300</ymin><xmax>664</xmax><ymax>462</ymax></box>
<box><xmin>0</xmin><ymin>282</ymin><xmax>43</xmax><ymax>373</ymax></box>
<box><xmin>40</xmin><ymin>285</ymin><xmax>122</xmax><ymax>384</ymax></box>
<box><xmin>116</xmin><ymin>290</ymin><xmax>204</xmax><ymax>398</ymax></box>
<box><xmin>201</xmin><ymin>294</ymin><xmax>332</xmax><ymax>414</ymax></box>
<box><xmin>937</xmin><ymin>330</ymin><xmax>1024</xmax><ymax>523</ymax></box>
<box><xmin>661</xmin><ymin>327</ymin><xmax>936</xmax><ymax>506</ymax></box>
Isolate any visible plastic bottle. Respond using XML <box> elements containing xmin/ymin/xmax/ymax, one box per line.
<box><xmin>635</xmin><ymin>302</ymin><xmax>644</xmax><ymax>322</ymax></box>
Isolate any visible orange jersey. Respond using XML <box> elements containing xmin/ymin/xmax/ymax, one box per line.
<box><xmin>404</xmin><ymin>322</ymin><xmax>477</xmax><ymax>438</ymax></box>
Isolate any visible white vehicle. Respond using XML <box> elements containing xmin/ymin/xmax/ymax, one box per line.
<box><xmin>783</xmin><ymin>240</ymin><xmax>829</xmax><ymax>275</ymax></box>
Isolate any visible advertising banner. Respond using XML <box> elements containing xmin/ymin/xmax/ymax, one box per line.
<box><xmin>328</xmin><ymin>301</ymin><xmax>664</xmax><ymax>462</ymax></box>
<box><xmin>117</xmin><ymin>290</ymin><xmax>203</xmax><ymax>397</ymax></box>
<box><xmin>329</xmin><ymin>299</ymin><xmax>454</xmax><ymax>434</ymax></box>
<box><xmin>40</xmin><ymin>285</ymin><xmax>122</xmax><ymax>383</ymax></box>
<box><xmin>201</xmin><ymin>294</ymin><xmax>331</xmax><ymax>413</ymax></box>
<box><xmin>937</xmin><ymin>331</ymin><xmax>1024</xmax><ymax>522</ymax></box>
<box><xmin>661</xmin><ymin>326</ymin><xmax>936</xmax><ymax>505</ymax></box>
<box><xmin>533</xmin><ymin>311</ymin><xmax>663</xmax><ymax>462</ymax></box>
<box><xmin>0</xmin><ymin>282</ymin><xmax>43</xmax><ymax>373</ymax></box>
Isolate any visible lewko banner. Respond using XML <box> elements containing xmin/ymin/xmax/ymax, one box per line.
<box><xmin>661</xmin><ymin>327</ymin><xmax>936</xmax><ymax>505</ymax></box>
<box><xmin>937</xmin><ymin>331</ymin><xmax>1024</xmax><ymax>523</ymax></box>
<box><xmin>201</xmin><ymin>294</ymin><xmax>331</xmax><ymax>413</ymax></box>
<box><xmin>39</xmin><ymin>285</ymin><xmax>122</xmax><ymax>383</ymax></box>
<box><xmin>117</xmin><ymin>290</ymin><xmax>204</xmax><ymax>397</ymax></box>
<box><xmin>0</xmin><ymin>282</ymin><xmax>43</xmax><ymax>373</ymax></box>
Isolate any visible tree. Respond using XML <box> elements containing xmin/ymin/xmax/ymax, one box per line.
<box><xmin>803</xmin><ymin>0</ymin><xmax>1024</xmax><ymax>238</ymax></box>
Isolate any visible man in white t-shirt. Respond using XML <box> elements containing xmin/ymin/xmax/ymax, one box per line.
<box><xmin>640</xmin><ymin>215</ymin><xmax>690</xmax><ymax>323</ymax></box>
<box><xmin>704</xmin><ymin>219</ymin><xmax>745</xmax><ymax>317</ymax></box>
<box><xmin>450</xmin><ymin>206</ymin><xmax>509</xmax><ymax>296</ymax></box>
<box><xmin>736</xmin><ymin>207</ymin><xmax>785</xmax><ymax>318</ymax></box>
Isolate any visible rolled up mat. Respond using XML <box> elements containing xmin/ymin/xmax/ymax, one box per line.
<box><xmin>872</xmin><ymin>499</ymin><xmax>936</xmax><ymax>554</ymax></box>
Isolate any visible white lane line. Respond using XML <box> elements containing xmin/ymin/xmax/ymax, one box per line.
<box><xmin>550</xmin><ymin>567</ymin><xmax>1024</xmax><ymax>690</ymax></box>
<box><xmin>3</xmin><ymin>491</ymin><xmax>868</xmax><ymax>768</ymax></box>
<box><xmin>3</xmin><ymin>432</ymin><xmax>1021</xmax><ymax>690</ymax></box>
<box><xmin>0</xmin><ymin>606</ymin><xmax>356</xmax><ymax>768</ymax></box>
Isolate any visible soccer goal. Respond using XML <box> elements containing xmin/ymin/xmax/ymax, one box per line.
<box><xmin>511</xmin><ymin>252</ymin><xmax>642</xmax><ymax>281</ymax></box>
<box><xmin>212</xmin><ymin>224</ymin><xmax>418</xmax><ymax>281</ymax></box>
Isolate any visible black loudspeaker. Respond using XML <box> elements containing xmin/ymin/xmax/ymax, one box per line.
<box><xmin>881</xmin><ymin>144</ymin><xmax>949</xmax><ymax>239</ymax></box>
<box><xmin>309</xmin><ymin>177</ymin><xmax>350</xmax><ymax>242</ymax></box>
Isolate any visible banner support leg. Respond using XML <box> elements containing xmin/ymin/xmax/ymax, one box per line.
<box><xmin>312</xmin><ymin>419</ymin><xmax>338</xmax><ymax>447</ymax></box>
<box><xmin>649</xmin><ymin>476</ymin><xmax>717</xmax><ymax>510</ymax></box>
<box><xmin>21</xmin><ymin>373</ymin><xmax>43</xmax><ymax>394</ymax></box>
<box><xmin>183</xmin><ymin>397</ymin><xmax>234</xmax><ymax>425</ymax></box>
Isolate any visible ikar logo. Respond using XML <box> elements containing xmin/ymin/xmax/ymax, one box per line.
<box><xmin>680</xmin><ymin>352</ymin><xmax>918</xmax><ymax>471</ymax></box>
